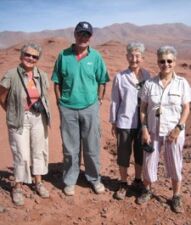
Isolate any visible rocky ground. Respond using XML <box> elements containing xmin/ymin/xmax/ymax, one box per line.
<box><xmin>0</xmin><ymin>39</ymin><xmax>191</xmax><ymax>225</ymax></box>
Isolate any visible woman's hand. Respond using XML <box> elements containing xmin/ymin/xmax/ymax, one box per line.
<box><xmin>142</xmin><ymin>127</ymin><xmax>151</xmax><ymax>144</ymax></box>
<box><xmin>167</xmin><ymin>127</ymin><xmax>180</xmax><ymax>143</ymax></box>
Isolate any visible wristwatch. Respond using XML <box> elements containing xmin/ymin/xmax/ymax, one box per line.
<box><xmin>176</xmin><ymin>123</ymin><xmax>185</xmax><ymax>131</ymax></box>
<box><xmin>141</xmin><ymin>124</ymin><xmax>148</xmax><ymax>129</ymax></box>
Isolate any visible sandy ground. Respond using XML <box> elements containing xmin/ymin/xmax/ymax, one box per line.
<box><xmin>0</xmin><ymin>39</ymin><xmax>191</xmax><ymax>225</ymax></box>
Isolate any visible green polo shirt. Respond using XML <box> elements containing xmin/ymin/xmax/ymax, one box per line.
<box><xmin>51</xmin><ymin>45</ymin><xmax>109</xmax><ymax>109</ymax></box>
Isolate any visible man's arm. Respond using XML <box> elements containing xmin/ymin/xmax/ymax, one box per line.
<box><xmin>54</xmin><ymin>83</ymin><xmax>61</xmax><ymax>105</ymax></box>
<box><xmin>98</xmin><ymin>84</ymin><xmax>106</xmax><ymax>104</ymax></box>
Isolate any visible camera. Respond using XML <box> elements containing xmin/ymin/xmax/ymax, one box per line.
<box><xmin>31</xmin><ymin>99</ymin><xmax>45</xmax><ymax>113</ymax></box>
<box><xmin>155</xmin><ymin>107</ymin><xmax>162</xmax><ymax>117</ymax></box>
<box><xmin>136</xmin><ymin>81</ymin><xmax>145</xmax><ymax>90</ymax></box>
<box><xmin>142</xmin><ymin>143</ymin><xmax>154</xmax><ymax>153</ymax></box>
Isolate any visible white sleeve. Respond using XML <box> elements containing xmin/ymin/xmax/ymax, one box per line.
<box><xmin>109</xmin><ymin>74</ymin><xmax>121</xmax><ymax>123</ymax></box>
<box><xmin>182</xmin><ymin>78</ymin><xmax>191</xmax><ymax>104</ymax></box>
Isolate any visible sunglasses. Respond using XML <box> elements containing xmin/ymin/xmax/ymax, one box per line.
<box><xmin>159</xmin><ymin>59</ymin><xmax>173</xmax><ymax>64</ymax></box>
<box><xmin>23</xmin><ymin>52</ymin><xmax>39</xmax><ymax>60</ymax></box>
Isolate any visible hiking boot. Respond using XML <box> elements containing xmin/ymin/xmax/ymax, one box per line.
<box><xmin>131</xmin><ymin>179</ymin><xmax>144</xmax><ymax>192</ymax></box>
<box><xmin>12</xmin><ymin>188</ymin><xmax>24</xmax><ymax>206</ymax></box>
<box><xmin>63</xmin><ymin>185</ymin><xmax>75</xmax><ymax>196</ymax></box>
<box><xmin>36</xmin><ymin>183</ymin><xmax>49</xmax><ymax>198</ymax></box>
<box><xmin>0</xmin><ymin>204</ymin><xmax>6</xmax><ymax>213</ymax></box>
<box><xmin>136</xmin><ymin>188</ymin><xmax>152</xmax><ymax>204</ymax></box>
<box><xmin>115</xmin><ymin>182</ymin><xmax>128</xmax><ymax>200</ymax></box>
<box><xmin>93</xmin><ymin>182</ymin><xmax>105</xmax><ymax>194</ymax></box>
<box><xmin>171</xmin><ymin>195</ymin><xmax>184</xmax><ymax>213</ymax></box>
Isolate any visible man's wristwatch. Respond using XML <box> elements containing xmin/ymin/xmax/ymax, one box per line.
<box><xmin>176</xmin><ymin>123</ymin><xmax>185</xmax><ymax>131</ymax></box>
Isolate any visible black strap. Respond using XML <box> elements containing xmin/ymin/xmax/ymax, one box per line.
<box><xmin>17</xmin><ymin>68</ymin><xmax>32</xmax><ymax>104</ymax></box>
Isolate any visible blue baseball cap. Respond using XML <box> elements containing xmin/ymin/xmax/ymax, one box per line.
<box><xmin>74</xmin><ymin>21</ymin><xmax>93</xmax><ymax>35</ymax></box>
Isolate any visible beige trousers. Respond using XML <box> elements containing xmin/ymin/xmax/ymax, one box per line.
<box><xmin>8</xmin><ymin>111</ymin><xmax>49</xmax><ymax>184</ymax></box>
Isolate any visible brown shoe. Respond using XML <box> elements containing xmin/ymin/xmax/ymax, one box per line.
<box><xmin>0</xmin><ymin>204</ymin><xmax>6</xmax><ymax>213</ymax></box>
<box><xmin>171</xmin><ymin>195</ymin><xmax>184</xmax><ymax>213</ymax></box>
<box><xmin>36</xmin><ymin>183</ymin><xmax>49</xmax><ymax>198</ymax></box>
<box><xmin>115</xmin><ymin>182</ymin><xmax>128</xmax><ymax>200</ymax></box>
<box><xmin>136</xmin><ymin>188</ymin><xmax>152</xmax><ymax>204</ymax></box>
<box><xmin>12</xmin><ymin>188</ymin><xmax>24</xmax><ymax>206</ymax></box>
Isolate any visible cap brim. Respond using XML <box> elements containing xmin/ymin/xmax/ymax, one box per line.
<box><xmin>75</xmin><ymin>29</ymin><xmax>92</xmax><ymax>35</ymax></box>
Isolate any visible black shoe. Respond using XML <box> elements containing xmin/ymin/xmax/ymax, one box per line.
<box><xmin>131</xmin><ymin>178</ymin><xmax>144</xmax><ymax>192</ymax></box>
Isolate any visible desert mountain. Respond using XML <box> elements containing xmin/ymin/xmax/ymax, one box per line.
<box><xmin>1</xmin><ymin>22</ymin><xmax>191</xmax><ymax>57</ymax></box>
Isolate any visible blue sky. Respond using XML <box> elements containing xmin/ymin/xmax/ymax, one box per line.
<box><xmin>0</xmin><ymin>0</ymin><xmax>191</xmax><ymax>32</ymax></box>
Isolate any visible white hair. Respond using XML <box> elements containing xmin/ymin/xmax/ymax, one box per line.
<box><xmin>157</xmin><ymin>45</ymin><xmax>177</xmax><ymax>58</ymax></box>
<box><xmin>127</xmin><ymin>42</ymin><xmax>145</xmax><ymax>54</ymax></box>
<box><xmin>20</xmin><ymin>42</ymin><xmax>42</xmax><ymax>58</ymax></box>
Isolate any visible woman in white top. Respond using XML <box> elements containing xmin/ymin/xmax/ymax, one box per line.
<box><xmin>110</xmin><ymin>42</ymin><xmax>150</xmax><ymax>200</ymax></box>
<box><xmin>138</xmin><ymin>45</ymin><xmax>190</xmax><ymax>213</ymax></box>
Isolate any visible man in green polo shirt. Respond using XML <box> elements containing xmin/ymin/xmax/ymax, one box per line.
<box><xmin>51</xmin><ymin>21</ymin><xmax>109</xmax><ymax>196</ymax></box>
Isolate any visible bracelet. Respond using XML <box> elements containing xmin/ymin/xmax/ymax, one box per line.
<box><xmin>141</xmin><ymin>124</ymin><xmax>148</xmax><ymax>129</ymax></box>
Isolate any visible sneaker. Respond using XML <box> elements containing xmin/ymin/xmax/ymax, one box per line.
<box><xmin>131</xmin><ymin>179</ymin><xmax>144</xmax><ymax>192</ymax></box>
<box><xmin>93</xmin><ymin>182</ymin><xmax>105</xmax><ymax>194</ymax></box>
<box><xmin>12</xmin><ymin>188</ymin><xmax>24</xmax><ymax>206</ymax></box>
<box><xmin>63</xmin><ymin>185</ymin><xmax>75</xmax><ymax>196</ymax></box>
<box><xmin>136</xmin><ymin>188</ymin><xmax>152</xmax><ymax>204</ymax></box>
<box><xmin>115</xmin><ymin>182</ymin><xmax>128</xmax><ymax>200</ymax></box>
<box><xmin>36</xmin><ymin>183</ymin><xmax>49</xmax><ymax>198</ymax></box>
<box><xmin>171</xmin><ymin>195</ymin><xmax>184</xmax><ymax>213</ymax></box>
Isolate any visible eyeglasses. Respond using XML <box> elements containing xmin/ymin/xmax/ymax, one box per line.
<box><xmin>23</xmin><ymin>52</ymin><xmax>39</xmax><ymax>60</ymax></box>
<box><xmin>159</xmin><ymin>59</ymin><xmax>173</xmax><ymax>64</ymax></box>
<box><xmin>77</xmin><ymin>31</ymin><xmax>91</xmax><ymax>38</ymax></box>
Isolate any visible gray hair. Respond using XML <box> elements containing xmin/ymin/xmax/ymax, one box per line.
<box><xmin>20</xmin><ymin>42</ymin><xmax>42</xmax><ymax>58</ymax></box>
<box><xmin>157</xmin><ymin>45</ymin><xmax>177</xmax><ymax>58</ymax></box>
<box><xmin>127</xmin><ymin>42</ymin><xmax>145</xmax><ymax>54</ymax></box>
